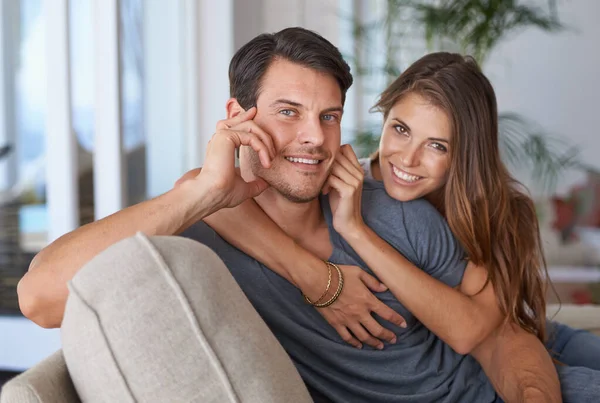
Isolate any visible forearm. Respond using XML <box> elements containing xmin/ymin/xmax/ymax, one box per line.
<box><xmin>344</xmin><ymin>225</ymin><xmax>500</xmax><ymax>354</ymax></box>
<box><xmin>472</xmin><ymin>322</ymin><xmax>561</xmax><ymax>403</ymax></box>
<box><xmin>204</xmin><ymin>200</ymin><xmax>329</xmax><ymax>298</ymax></box>
<box><xmin>18</xmin><ymin>181</ymin><xmax>215</xmax><ymax>328</ymax></box>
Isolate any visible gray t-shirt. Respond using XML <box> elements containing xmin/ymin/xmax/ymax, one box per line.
<box><xmin>181</xmin><ymin>179</ymin><xmax>497</xmax><ymax>402</ymax></box>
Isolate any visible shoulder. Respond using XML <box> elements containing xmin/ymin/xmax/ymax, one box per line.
<box><xmin>361</xmin><ymin>180</ymin><xmax>443</xmax><ymax>230</ymax></box>
<box><xmin>180</xmin><ymin>221</ymin><xmax>224</xmax><ymax>252</ymax></box>
<box><xmin>360</xmin><ymin>182</ymin><xmax>445</xmax><ymax>261</ymax></box>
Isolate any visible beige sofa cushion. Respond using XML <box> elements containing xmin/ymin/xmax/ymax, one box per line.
<box><xmin>61</xmin><ymin>234</ymin><xmax>312</xmax><ymax>403</ymax></box>
<box><xmin>0</xmin><ymin>350</ymin><xmax>79</xmax><ymax>403</ymax></box>
<box><xmin>548</xmin><ymin>304</ymin><xmax>600</xmax><ymax>335</ymax></box>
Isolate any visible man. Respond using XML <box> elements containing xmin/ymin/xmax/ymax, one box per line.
<box><xmin>18</xmin><ymin>27</ymin><xmax>564</xmax><ymax>402</ymax></box>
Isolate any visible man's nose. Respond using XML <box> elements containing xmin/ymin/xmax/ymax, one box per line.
<box><xmin>297</xmin><ymin>117</ymin><xmax>325</xmax><ymax>146</ymax></box>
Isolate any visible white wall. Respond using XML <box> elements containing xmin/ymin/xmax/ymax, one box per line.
<box><xmin>144</xmin><ymin>0</ymin><xmax>185</xmax><ymax>198</ymax></box>
<box><xmin>485</xmin><ymin>0</ymin><xmax>600</xmax><ymax>195</ymax></box>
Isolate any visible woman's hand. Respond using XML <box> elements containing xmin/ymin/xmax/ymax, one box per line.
<box><xmin>325</xmin><ymin>144</ymin><xmax>366</xmax><ymax>237</ymax></box>
<box><xmin>303</xmin><ymin>263</ymin><xmax>406</xmax><ymax>350</ymax></box>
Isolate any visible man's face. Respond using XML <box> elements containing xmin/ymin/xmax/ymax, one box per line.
<box><xmin>240</xmin><ymin>58</ymin><xmax>343</xmax><ymax>203</ymax></box>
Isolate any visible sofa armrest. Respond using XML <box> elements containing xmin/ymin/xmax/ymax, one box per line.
<box><xmin>547</xmin><ymin>304</ymin><xmax>600</xmax><ymax>335</ymax></box>
<box><xmin>1</xmin><ymin>350</ymin><xmax>80</xmax><ymax>403</ymax></box>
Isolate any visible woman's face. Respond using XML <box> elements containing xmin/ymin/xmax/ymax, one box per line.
<box><xmin>377</xmin><ymin>92</ymin><xmax>452</xmax><ymax>202</ymax></box>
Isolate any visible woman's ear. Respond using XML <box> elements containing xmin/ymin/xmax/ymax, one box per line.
<box><xmin>226</xmin><ymin>98</ymin><xmax>245</xmax><ymax>119</ymax></box>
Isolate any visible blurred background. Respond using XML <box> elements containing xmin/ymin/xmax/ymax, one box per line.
<box><xmin>0</xmin><ymin>0</ymin><xmax>599</xmax><ymax>381</ymax></box>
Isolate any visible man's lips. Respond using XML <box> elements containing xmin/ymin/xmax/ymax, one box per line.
<box><xmin>284</xmin><ymin>155</ymin><xmax>325</xmax><ymax>165</ymax></box>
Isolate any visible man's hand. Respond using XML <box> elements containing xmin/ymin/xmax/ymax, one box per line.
<box><xmin>194</xmin><ymin>107</ymin><xmax>276</xmax><ymax>212</ymax></box>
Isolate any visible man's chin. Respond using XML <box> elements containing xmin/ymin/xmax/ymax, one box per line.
<box><xmin>271</xmin><ymin>186</ymin><xmax>322</xmax><ymax>204</ymax></box>
<box><xmin>282</xmin><ymin>193</ymin><xmax>320</xmax><ymax>204</ymax></box>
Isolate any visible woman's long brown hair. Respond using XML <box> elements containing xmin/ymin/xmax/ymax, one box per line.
<box><xmin>373</xmin><ymin>53</ymin><xmax>548</xmax><ymax>342</ymax></box>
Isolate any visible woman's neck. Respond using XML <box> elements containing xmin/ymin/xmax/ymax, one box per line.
<box><xmin>370</xmin><ymin>157</ymin><xmax>383</xmax><ymax>181</ymax></box>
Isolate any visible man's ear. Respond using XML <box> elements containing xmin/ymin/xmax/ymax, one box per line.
<box><xmin>226</xmin><ymin>98</ymin><xmax>245</xmax><ymax>119</ymax></box>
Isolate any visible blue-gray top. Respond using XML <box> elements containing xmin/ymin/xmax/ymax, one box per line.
<box><xmin>182</xmin><ymin>178</ymin><xmax>497</xmax><ymax>402</ymax></box>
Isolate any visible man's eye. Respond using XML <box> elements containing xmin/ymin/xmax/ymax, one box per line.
<box><xmin>279</xmin><ymin>109</ymin><xmax>295</xmax><ymax>116</ymax></box>
<box><xmin>322</xmin><ymin>114</ymin><xmax>339</xmax><ymax>122</ymax></box>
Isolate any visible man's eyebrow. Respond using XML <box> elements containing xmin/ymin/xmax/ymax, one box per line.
<box><xmin>269</xmin><ymin>99</ymin><xmax>303</xmax><ymax>108</ymax></box>
<box><xmin>322</xmin><ymin>106</ymin><xmax>344</xmax><ymax>114</ymax></box>
<box><xmin>269</xmin><ymin>99</ymin><xmax>343</xmax><ymax>114</ymax></box>
<box><xmin>391</xmin><ymin>117</ymin><xmax>448</xmax><ymax>143</ymax></box>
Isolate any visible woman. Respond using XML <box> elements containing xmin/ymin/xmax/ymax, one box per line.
<box><xmin>191</xmin><ymin>52</ymin><xmax>600</xmax><ymax>370</ymax></box>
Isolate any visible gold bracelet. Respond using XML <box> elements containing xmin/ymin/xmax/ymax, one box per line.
<box><xmin>313</xmin><ymin>262</ymin><xmax>344</xmax><ymax>308</ymax></box>
<box><xmin>303</xmin><ymin>261</ymin><xmax>332</xmax><ymax>305</ymax></box>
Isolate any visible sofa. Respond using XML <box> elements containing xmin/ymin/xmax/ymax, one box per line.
<box><xmin>2</xmin><ymin>234</ymin><xmax>600</xmax><ymax>402</ymax></box>
<box><xmin>1</xmin><ymin>235</ymin><xmax>313</xmax><ymax>403</ymax></box>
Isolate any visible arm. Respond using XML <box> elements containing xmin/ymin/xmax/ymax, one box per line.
<box><xmin>18</xmin><ymin>107</ymin><xmax>273</xmax><ymax>328</ymax></box>
<box><xmin>202</xmin><ymin>197</ymin><xmax>407</xmax><ymax>349</ymax></box>
<box><xmin>176</xmin><ymin>168</ymin><xmax>329</xmax><ymax>294</ymax></box>
<box><xmin>329</xmin><ymin>145</ymin><xmax>502</xmax><ymax>355</ymax></box>
<box><xmin>345</xmin><ymin>226</ymin><xmax>501</xmax><ymax>355</ymax></box>
<box><xmin>206</xmin><ymin>200</ymin><xmax>324</xmax><ymax>289</ymax></box>
<box><xmin>472</xmin><ymin>322</ymin><xmax>562</xmax><ymax>403</ymax></box>
<box><xmin>18</xmin><ymin>182</ymin><xmax>216</xmax><ymax>328</ymax></box>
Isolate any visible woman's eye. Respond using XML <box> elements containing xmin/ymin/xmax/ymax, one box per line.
<box><xmin>393</xmin><ymin>125</ymin><xmax>408</xmax><ymax>136</ymax></box>
<box><xmin>279</xmin><ymin>109</ymin><xmax>295</xmax><ymax>116</ymax></box>
<box><xmin>430</xmin><ymin>142</ymin><xmax>448</xmax><ymax>152</ymax></box>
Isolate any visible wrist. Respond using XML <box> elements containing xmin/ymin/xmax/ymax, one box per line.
<box><xmin>171</xmin><ymin>179</ymin><xmax>222</xmax><ymax>223</ymax></box>
<box><xmin>291</xmin><ymin>252</ymin><xmax>332</xmax><ymax>300</ymax></box>
<box><xmin>338</xmin><ymin>220</ymin><xmax>368</xmax><ymax>243</ymax></box>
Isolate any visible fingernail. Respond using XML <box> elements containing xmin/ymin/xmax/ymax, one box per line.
<box><xmin>380</xmin><ymin>284</ymin><xmax>388</xmax><ymax>291</ymax></box>
<box><xmin>401</xmin><ymin>322</ymin><xmax>407</xmax><ymax>328</ymax></box>
<box><xmin>357</xmin><ymin>344</ymin><xmax>363</xmax><ymax>349</ymax></box>
<box><xmin>377</xmin><ymin>344</ymin><xmax>384</xmax><ymax>350</ymax></box>
<box><xmin>391</xmin><ymin>337</ymin><xmax>397</xmax><ymax>344</ymax></box>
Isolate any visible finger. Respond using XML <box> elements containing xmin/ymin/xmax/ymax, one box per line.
<box><xmin>326</xmin><ymin>174</ymin><xmax>353</xmax><ymax>197</ymax></box>
<box><xmin>216</xmin><ymin>107</ymin><xmax>256</xmax><ymax>130</ymax></box>
<box><xmin>360</xmin><ymin>316</ymin><xmax>397</xmax><ymax>344</ymax></box>
<box><xmin>372</xmin><ymin>302</ymin><xmax>407</xmax><ymax>329</ymax></box>
<box><xmin>321</xmin><ymin>182</ymin><xmax>331</xmax><ymax>195</ymax></box>
<box><xmin>330</xmin><ymin>163</ymin><xmax>362</xmax><ymax>191</ymax></box>
<box><xmin>349</xmin><ymin>324</ymin><xmax>384</xmax><ymax>350</ymax></box>
<box><xmin>229</xmin><ymin>120</ymin><xmax>276</xmax><ymax>160</ymax></box>
<box><xmin>230</xmin><ymin>130</ymin><xmax>272</xmax><ymax>168</ymax></box>
<box><xmin>244</xmin><ymin>177</ymin><xmax>270</xmax><ymax>199</ymax></box>
<box><xmin>335</xmin><ymin>325</ymin><xmax>363</xmax><ymax>349</ymax></box>
<box><xmin>360</xmin><ymin>272</ymin><xmax>388</xmax><ymax>293</ymax></box>
<box><xmin>335</xmin><ymin>151</ymin><xmax>364</xmax><ymax>182</ymax></box>
<box><xmin>341</xmin><ymin>144</ymin><xmax>362</xmax><ymax>169</ymax></box>
<box><xmin>207</xmin><ymin>130</ymin><xmax>270</xmax><ymax>172</ymax></box>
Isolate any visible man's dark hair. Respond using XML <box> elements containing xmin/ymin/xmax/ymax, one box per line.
<box><xmin>229</xmin><ymin>27</ymin><xmax>353</xmax><ymax>109</ymax></box>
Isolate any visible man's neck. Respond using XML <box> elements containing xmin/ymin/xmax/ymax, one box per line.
<box><xmin>254</xmin><ymin>188</ymin><xmax>325</xmax><ymax>238</ymax></box>
<box><xmin>254</xmin><ymin>188</ymin><xmax>332</xmax><ymax>259</ymax></box>
<box><xmin>240</xmin><ymin>160</ymin><xmax>332</xmax><ymax>258</ymax></box>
